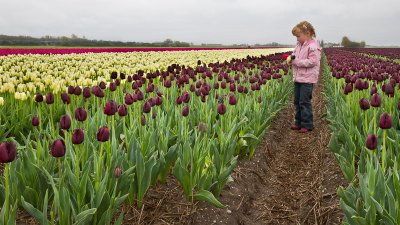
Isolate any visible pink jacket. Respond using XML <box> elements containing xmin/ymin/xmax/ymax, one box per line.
<box><xmin>292</xmin><ymin>39</ymin><xmax>321</xmax><ymax>84</ymax></box>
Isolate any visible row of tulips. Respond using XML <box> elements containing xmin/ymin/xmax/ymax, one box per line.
<box><xmin>323</xmin><ymin>48</ymin><xmax>400</xmax><ymax>224</ymax></box>
<box><xmin>342</xmin><ymin>48</ymin><xmax>400</xmax><ymax>61</ymax></box>
<box><xmin>0</xmin><ymin>48</ymin><xmax>290</xmax><ymax>96</ymax></box>
<box><xmin>0</xmin><ymin>51</ymin><xmax>293</xmax><ymax>224</ymax></box>
<box><xmin>0</xmin><ymin>47</ymin><xmax>264</xmax><ymax>56</ymax></box>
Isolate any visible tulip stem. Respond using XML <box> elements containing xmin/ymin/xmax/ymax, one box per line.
<box><xmin>382</xmin><ymin>130</ymin><xmax>386</xmax><ymax>174</ymax></box>
<box><xmin>4</xmin><ymin>164</ymin><xmax>10</xmax><ymax>224</ymax></box>
<box><xmin>373</xmin><ymin>107</ymin><xmax>377</xmax><ymax>134</ymax></box>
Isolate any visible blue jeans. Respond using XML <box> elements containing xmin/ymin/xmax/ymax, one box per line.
<box><xmin>294</xmin><ymin>82</ymin><xmax>314</xmax><ymax>129</ymax></box>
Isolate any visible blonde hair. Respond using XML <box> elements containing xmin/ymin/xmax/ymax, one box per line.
<box><xmin>292</xmin><ymin>21</ymin><xmax>316</xmax><ymax>38</ymax></box>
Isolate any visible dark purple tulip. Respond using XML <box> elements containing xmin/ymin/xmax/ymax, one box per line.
<box><xmin>32</xmin><ymin>116</ymin><xmax>39</xmax><ymax>127</ymax></box>
<box><xmin>50</xmin><ymin>139</ymin><xmax>66</xmax><ymax>158</ymax></box>
<box><xmin>230</xmin><ymin>83</ymin><xmax>236</xmax><ymax>92</ymax></box>
<box><xmin>60</xmin><ymin>115</ymin><xmax>71</xmax><ymax>130</ymax></box>
<box><xmin>109</xmin><ymin>82</ymin><xmax>117</xmax><ymax>92</ymax></box>
<box><xmin>218</xmin><ymin>103</ymin><xmax>227</xmax><ymax>115</ymax></box>
<box><xmin>46</xmin><ymin>92</ymin><xmax>55</xmax><ymax>104</ymax></box>
<box><xmin>104</xmin><ymin>100</ymin><xmax>118</xmax><ymax>116</ymax></box>
<box><xmin>115</xmin><ymin>79</ymin><xmax>121</xmax><ymax>86</ymax></box>
<box><xmin>125</xmin><ymin>93</ymin><xmax>134</xmax><ymax>105</ymax></box>
<box><xmin>354</xmin><ymin>79</ymin><xmax>364</xmax><ymax>90</ymax></box>
<box><xmin>0</xmin><ymin>141</ymin><xmax>16</xmax><ymax>163</ymax></box>
<box><xmin>118</xmin><ymin>104</ymin><xmax>128</xmax><ymax>117</ymax></box>
<box><xmin>164</xmin><ymin>79</ymin><xmax>172</xmax><ymax>88</ymax></box>
<box><xmin>176</xmin><ymin>96</ymin><xmax>183</xmax><ymax>105</ymax></box>
<box><xmin>384</xmin><ymin>84</ymin><xmax>394</xmax><ymax>97</ymax></box>
<box><xmin>120</xmin><ymin>73</ymin><xmax>126</xmax><ymax>80</ymax></box>
<box><xmin>97</xmin><ymin>127</ymin><xmax>110</xmax><ymax>142</ymax></box>
<box><xmin>61</xmin><ymin>92</ymin><xmax>70</xmax><ymax>104</ymax></box>
<box><xmin>157</xmin><ymin>91</ymin><xmax>163</xmax><ymax>97</ymax></box>
<box><xmin>143</xmin><ymin>101</ymin><xmax>151</xmax><ymax>113</ymax></box>
<box><xmin>379</xmin><ymin>112</ymin><xmax>392</xmax><ymax>129</ymax></box>
<box><xmin>111</xmin><ymin>71</ymin><xmax>118</xmax><ymax>79</ymax></box>
<box><xmin>141</xmin><ymin>115</ymin><xmax>146</xmax><ymax>126</ymax></box>
<box><xmin>114</xmin><ymin>166</ymin><xmax>122</xmax><ymax>178</ymax></box>
<box><xmin>71</xmin><ymin>129</ymin><xmax>84</xmax><ymax>145</ymax></box>
<box><xmin>99</xmin><ymin>81</ymin><xmax>106</xmax><ymax>89</ymax></box>
<box><xmin>75</xmin><ymin>108</ymin><xmax>87</xmax><ymax>122</ymax></box>
<box><xmin>370</xmin><ymin>93</ymin><xmax>381</xmax><ymax>107</ymax></box>
<box><xmin>366</xmin><ymin>134</ymin><xmax>377</xmax><ymax>150</ymax></box>
<box><xmin>132</xmin><ymin>82</ymin><xmax>139</xmax><ymax>90</ymax></box>
<box><xmin>359</xmin><ymin>98</ymin><xmax>370</xmax><ymax>110</ymax></box>
<box><xmin>182</xmin><ymin>106</ymin><xmax>189</xmax><ymax>117</ymax></box>
<box><xmin>74</xmin><ymin>86</ymin><xmax>82</xmax><ymax>96</ymax></box>
<box><xmin>221</xmin><ymin>81</ymin><xmax>227</xmax><ymax>89</ymax></box>
<box><xmin>182</xmin><ymin>92</ymin><xmax>190</xmax><ymax>103</ymax></box>
<box><xmin>35</xmin><ymin>93</ymin><xmax>43</xmax><ymax>102</ymax></box>
<box><xmin>344</xmin><ymin>83</ymin><xmax>353</xmax><ymax>95</ymax></box>
<box><xmin>68</xmin><ymin>86</ymin><xmax>75</xmax><ymax>94</ymax></box>
<box><xmin>136</xmin><ymin>91</ymin><xmax>144</xmax><ymax>101</ymax></box>
<box><xmin>155</xmin><ymin>96</ymin><xmax>163</xmax><ymax>106</ymax></box>
<box><xmin>214</xmin><ymin>82</ymin><xmax>220</xmax><ymax>89</ymax></box>
<box><xmin>83</xmin><ymin>87</ymin><xmax>91</xmax><ymax>99</ymax></box>
<box><xmin>199</xmin><ymin>122</ymin><xmax>207</xmax><ymax>132</ymax></box>
<box><xmin>94</xmin><ymin>88</ymin><xmax>104</xmax><ymax>98</ymax></box>
<box><xmin>127</xmin><ymin>76</ymin><xmax>133</xmax><ymax>82</ymax></box>
<box><xmin>229</xmin><ymin>94</ymin><xmax>237</xmax><ymax>105</ymax></box>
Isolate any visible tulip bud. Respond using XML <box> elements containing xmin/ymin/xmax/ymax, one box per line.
<box><xmin>83</xmin><ymin>87</ymin><xmax>91</xmax><ymax>99</ymax></box>
<box><xmin>35</xmin><ymin>93</ymin><xmax>44</xmax><ymax>102</ymax></box>
<box><xmin>109</xmin><ymin>82</ymin><xmax>117</xmax><ymax>92</ymax></box>
<box><xmin>198</xmin><ymin>122</ymin><xmax>207</xmax><ymax>132</ymax></box>
<box><xmin>61</xmin><ymin>92</ymin><xmax>71</xmax><ymax>104</ymax></box>
<box><xmin>60</xmin><ymin>115</ymin><xmax>71</xmax><ymax>130</ymax></box>
<box><xmin>71</xmin><ymin>128</ymin><xmax>84</xmax><ymax>145</ymax></box>
<box><xmin>104</xmin><ymin>100</ymin><xmax>118</xmax><ymax>116</ymax></box>
<box><xmin>229</xmin><ymin>94</ymin><xmax>237</xmax><ymax>105</ymax></box>
<box><xmin>143</xmin><ymin>101</ymin><xmax>151</xmax><ymax>113</ymax></box>
<box><xmin>32</xmin><ymin>116</ymin><xmax>39</xmax><ymax>127</ymax></box>
<box><xmin>75</xmin><ymin>108</ymin><xmax>87</xmax><ymax>122</ymax></box>
<box><xmin>136</xmin><ymin>91</ymin><xmax>144</xmax><ymax>101</ymax></box>
<box><xmin>370</xmin><ymin>93</ymin><xmax>381</xmax><ymax>107</ymax></box>
<box><xmin>182</xmin><ymin>92</ymin><xmax>190</xmax><ymax>103</ymax></box>
<box><xmin>120</xmin><ymin>73</ymin><xmax>126</xmax><ymax>80</ymax></box>
<box><xmin>118</xmin><ymin>104</ymin><xmax>128</xmax><ymax>117</ymax></box>
<box><xmin>68</xmin><ymin>86</ymin><xmax>75</xmax><ymax>94</ymax></box>
<box><xmin>99</xmin><ymin>81</ymin><xmax>106</xmax><ymax>89</ymax></box>
<box><xmin>111</xmin><ymin>71</ymin><xmax>118</xmax><ymax>79</ymax></box>
<box><xmin>155</xmin><ymin>96</ymin><xmax>163</xmax><ymax>106</ymax></box>
<box><xmin>379</xmin><ymin>112</ymin><xmax>392</xmax><ymax>129</ymax></box>
<box><xmin>217</xmin><ymin>103</ymin><xmax>226</xmax><ymax>115</ymax></box>
<box><xmin>182</xmin><ymin>106</ymin><xmax>189</xmax><ymax>117</ymax></box>
<box><xmin>365</xmin><ymin>134</ymin><xmax>377</xmax><ymax>150</ymax></box>
<box><xmin>46</xmin><ymin>92</ymin><xmax>55</xmax><ymax>104</ymax></box>
<box><xmin>141</xmin><ymin>115</ymin><xmax>146</xmax><ymax>126</ymax></box>
<box><xmin>50</xmin><ymin>139</ymin><xmax>66</xmax><ymax>157</ymax></box>
<box><xmin>97</xmin><ymin>127</ymin><xmax>110</xmax><ymax>142</ymax></box>
<box><xmin>114</xmin><ymin>166</ymin><xmax>122</xmax><ymax>178</ymax></box>
<box><xmin>359</xmin><ymin>98</ymin><xmax>370</xmax><ymax>110</ymax></box>
<box><xmin>344</xmin><ymin>83</ymin><xmax>353</xmax><ymax>95</ymax></box>
<box><xmin>125</xmin><ymin>93</ymin><xmax>134</xmax><ymax>105</ymax></box>
<box><xmin>0</xmin><ymin>141</ymin><xmax>16</xmax><ymax>163</ymax></box>
<box><xmin>176</xmin><ymin>96</ymin><xmax>183</xmax><ymax>105</ymax></box>
<box><xmin>74</xmin><ymin>86</ymin><xmax>82</xmax><ymax>96</ymax></box>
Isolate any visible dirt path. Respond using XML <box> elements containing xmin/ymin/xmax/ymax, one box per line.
<box><xmin>190</xmin><ymin>72</ymin><xmax>347</xmax><ymax>225</ymax></box>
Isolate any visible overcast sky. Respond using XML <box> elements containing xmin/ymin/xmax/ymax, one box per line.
<box><xmin>1</xmin><ymin>0</ymin><xmax>399</xmax><ymax>46</ymax></box>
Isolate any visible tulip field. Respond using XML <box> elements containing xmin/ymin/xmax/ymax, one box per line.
<box><xmin>324</xmin><ymin>48</ymin><xmax>400</xmax><ymax>224</ymax></box>
<box><xmin>0</xmin><ymin>47</ymin><xmax>294</xmax><ymax>224</ymax></box>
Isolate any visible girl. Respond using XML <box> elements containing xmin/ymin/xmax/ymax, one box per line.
<box><xmin>287</xmin><ymin>21</ymin><xmax>321</xmax><ymax>133</ymax></box>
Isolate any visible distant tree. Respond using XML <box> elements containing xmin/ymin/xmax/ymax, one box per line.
<box><xmin>341</xmin><ymin>36</ymin><xmax>350</xmax><ymax>47</ymax></box>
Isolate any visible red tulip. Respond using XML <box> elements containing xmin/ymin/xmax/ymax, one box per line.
<box><xmin>97</xmin><ymin>127</ymin><xmax>110</xmax><ymax>142</ymax></box>
<box><xmin>282</xmin><ymin>54</ymin><xmax>289</xmax><ymax>60</ymax></box>
<box><xmin>50</xmin><ymin>139</ymin><xmax>66</xmax><ymax>157</ymax></box>
<box><xmin>0</xmin><ymin>141</ymin><xmax>16</xmax><ymax>163</ymax></box>
<box><xmin>71</xmin><ymin>129</ymin><xmax>84</xmax><ymax>145</ymax></box>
